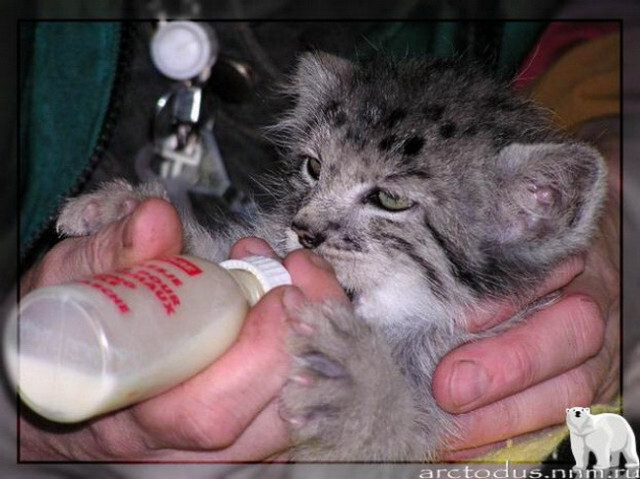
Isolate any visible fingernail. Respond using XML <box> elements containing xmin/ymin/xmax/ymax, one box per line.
<box><xmin>243</xmin><ymin>238</ymin><xmax>274</xmax><ymax>257</ymax></box>
<box><xmin>449</xmin><ymin>360</ymin><xmax>489</xmax><ymax>409</ymax></box>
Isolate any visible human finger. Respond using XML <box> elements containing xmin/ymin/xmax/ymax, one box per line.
<box><xmin>433</xmin><ymin>293</ymin><xmax>605</xmax><ymax>413</ymax></box>
<box><xmin>443</xmin><ymin>349</ymin><xmax>611</xmax><ymax>456</ymax></box>
<box><xmin>282</xmin><ymin>249</ymin><xmax>350</xmax><ymax>304</ymax></box>
<box><xmin>129</xmin><ymin>285</ymin><xmax>298</xmax><ymax>451</ymax></box>
<box><xmin>136</xmin><ymin>398</ymin><xmax>291</xmax><ymax>462</ymax></box>
<box><xmin>22</xmin><ymin>198</ymin><xmax>182</xmax><ymax>293</ymax></box>
<box><xmin>229</xmin><ymin>237</ymin><xmax>279</xmax><ymax>259</ymax></box>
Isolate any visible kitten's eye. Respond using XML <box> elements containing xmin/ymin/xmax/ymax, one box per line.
<box><xmin>302</xmin><ymin>156</ymin><xmax>321</xmax><ymax>181</ymax></box>
<box><xmin>370</xmin><ymin>190</ymin><xmax>414</xmax><ymax>212</ymax></box>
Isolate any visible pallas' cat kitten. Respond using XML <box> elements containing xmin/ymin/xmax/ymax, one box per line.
<box><xmin>57</xmin><ymin>53</ymin><xmax>606</xmax><ymax>461</ymax></box>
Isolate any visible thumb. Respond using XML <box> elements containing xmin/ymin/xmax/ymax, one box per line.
<box><xmin>111</xmin><ymin>198</ymin><xmax>183</xmax><ymax>269</ymax></box>
<box><xmin>24</xmin><ymin>199</ymin><xmax>182</xmax><ymax>292</ymax></box>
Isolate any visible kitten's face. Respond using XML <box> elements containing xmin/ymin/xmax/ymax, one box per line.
<box><xmin>282</xmin><ymin>113</ymin><xmax>470</xmax><ymax>326</ymax></box>
<box><xmin>274</xmin><ymin>53</ymin><xmax>605</xmax><ymax>328</ymax></box>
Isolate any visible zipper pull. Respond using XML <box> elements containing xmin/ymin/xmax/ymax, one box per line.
<box><xmin>134</xmin><ymin>20</ymin><xmax>256</xmax><ymax>218</ymax></box>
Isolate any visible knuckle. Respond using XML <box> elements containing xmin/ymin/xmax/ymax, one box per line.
<box><xmin>508</xmin><ymin>338</ymin><xmax>539</xmax><ymax>388</ymax></box>
<box><xmin>88</xmin><ymin>415</ymin><xmax>144</xmax><ymax>460</ymax></box>
<box><xmin>567</xmin><ymin>295</ymin><xmax>606</xmax><ymax>358</ymax></box>
<box><xmin>193</xmin><ymin>419</ymin><xmax>240</xmax><ymax>451</ymax></box>
<box><xmin>500</xmin><ymin>397</ymin><xmax>523</xmax><ymax>430</ymax></box>
<box><xmin>134</xmin><ymin>401</ymin><xmax>243</xmax><ymax>451</ymax></box>
<box><xmin>585</xmin><ymin>353</ymin><xmax>613</xmax><ymax>399</ymax></box>
<box><xmin>176</xmin><ymin>401</ymin><xmax>243</xmax><ymax>450</ymax></box>
<box><xmin>84</xmin><ymin>229</ymin><xmax>115</xmax><ymax>275</ymax></box>
<box><xmin>563</xmin><ymin>367</ymin><xmax>598</xmax><ymax>407</ymax></box>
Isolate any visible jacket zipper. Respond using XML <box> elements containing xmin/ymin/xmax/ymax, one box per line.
<box><xmin>20</xmin><ymin>22</ymin><xmax>134</xmax><ymax>262</ymax></box>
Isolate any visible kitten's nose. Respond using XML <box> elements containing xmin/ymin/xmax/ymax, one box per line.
<box><xmin>291</xmin><ymin>221</ymin><xmax>325</xmax><ymax>249</ymax></box>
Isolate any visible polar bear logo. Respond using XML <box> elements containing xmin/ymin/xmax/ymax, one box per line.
<box><xmin>566</xmin><ymin>407</ymin><xmax>639</xmax><ymax>472</ymax></box>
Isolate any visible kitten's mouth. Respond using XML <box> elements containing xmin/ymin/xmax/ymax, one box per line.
<box><xmin>313</xmin><ymin>250</ymin><xmax>358</xmax><ymax>300</ymax></box>
<box><xmin>302</xmin><ymin>243</ymin><xmax>362</xmax><ymax>303</ymax></box>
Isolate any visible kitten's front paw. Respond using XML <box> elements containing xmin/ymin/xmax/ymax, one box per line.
<box><xmin>56</xmin><ymin>179</ymin><xmax>167</xmax><ymax>236</ymax></box>
<box><xmin>281</xmin><ymin>301</ymin><xmax>427</xmax><ymax>462</ymax></box>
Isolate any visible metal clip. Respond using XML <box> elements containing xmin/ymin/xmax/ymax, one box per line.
<box><xmin>157</xmin><ymin>132</ymin><xmax>203</xmax><ymax>183</ymax></box>
<box><xmin>155</xmin><ymin>84</ymin><xmax>203</xmax><ymax>149</ymax></box>
<box><xmin>173</xmin><ymin>85</ymin><xmax>202</xmax><ymax>125</ymax></box>
<box><xmin>137</xmin><ymin>20</ymin><xmax>256</xmax><ymax>217</ymax></box>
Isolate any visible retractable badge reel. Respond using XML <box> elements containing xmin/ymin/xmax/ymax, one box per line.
<box><xmin>136</xmin><ymin>21</ymin><xmax>252</xmax><ymax>215</ymax></box>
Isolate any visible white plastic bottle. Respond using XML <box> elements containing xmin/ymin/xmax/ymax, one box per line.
<box><xmin>3</xmin><ymin>255</ymin><xmax>290</xmax><ymax>423</ymax></box>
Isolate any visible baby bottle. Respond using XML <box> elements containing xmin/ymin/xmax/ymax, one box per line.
<box><xmin>3</xmin><ymin>255</ymin><xmax>290</xmax><ymax>423</ymax></box>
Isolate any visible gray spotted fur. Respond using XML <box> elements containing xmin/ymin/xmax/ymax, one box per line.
<box><xmin>57</xmin><ymin>53</ymin><xmax>607</xmax><ymax>461</ymax></box>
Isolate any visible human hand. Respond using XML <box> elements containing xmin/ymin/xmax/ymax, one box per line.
<box><xmin>20</xmin><ymin>198</ymin><xmax>183</xmax><ymax>296</ymax></box>
<box><xmin>18</xmin><ymin>200</ymin><xmax>346</xmax><ymax>461</ymax></box>
<box><xmin>432</xmin><ymin>126</ymin><xmax>620</xmax><ymax>459</ymax></box>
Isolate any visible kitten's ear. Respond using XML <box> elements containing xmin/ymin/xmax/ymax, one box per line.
<box><xmin>292</xmin><ymin>52</ymin><xmax>353</xmax><ymax>102</ymax></box>
<box><xmin>493</xmin><ymin>142</ymin><xmax>606</xmax><ymax>254</ymax></box>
